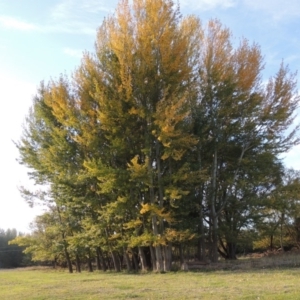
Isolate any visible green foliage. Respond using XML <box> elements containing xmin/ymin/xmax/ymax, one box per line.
<box><xmin>16</xmin><ymin>0</ymin><xmax>300</xmax><ymax>268</ymax></box>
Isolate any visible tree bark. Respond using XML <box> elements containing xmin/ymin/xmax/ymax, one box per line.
<box><xmin>146</xmin><ymin>141</ymin><xmax>164</xmax><ymax>272</ymax></box>
<box><xmin>131</xmin><ymin>248</ymin><xmax>139</xmax><ymax>271</ymax></box>
<box><xmin>210</xmin><ymin>149</ymin><xmax>219</xmax><ymax>262</ymax></box>
<box><xmin>123</xmin><ymin>247</ymin><xmax>132</xmax><ymax>272</ymax></box>
<box><xmin>97</xmin><ymin>247</ymin><xmax>107</xmax><ymax>271</ymax></box>
<box><xmin>138</xmin><ymin>246</ymin><xmax>148</xmax><ymax>271</ymax></box>
<box><xmin>87</xmin><ymin>249</ymin><xmax>93</xmax><ymax>272</ymax></box>
<box><xmin>64</xmin><ymin>246</ymin><xmax>73</xmax><ymax>273</ymax></box>
<box><xmin>111</xmin><ymin>250</ymin><xmax>121</xmax><ymax>272</ymax></box>
<box><xmin>179</xmin><ymin>243</ymin><xmax>184</xmax><ymax>265</ymax></box>
<box><xmin>226</xmin><ymin>242</ymin><xmax>237</xmax><ymax>260</ymax></box>
<box><xmin>75</xmin><ymin>254</ymin><xmax>81</xmax><ymax>273</ymax></box>
<box><xmin>197</xmin><ymin>193</ymin><xmax>206</xmax><ymax>261</ymax></box>
<box><xmin>149</xmin><ymin>245</ymin><xmax>157</xmax><ymax>271</ymax></box>
<box><xmin>163</xmin><ymin>244</ymin><xmax>172</xmax><ymax>271</ymax></box>
<box><xmin>95</xmin><ymin>248</ymin><xmax>101</xmax><ymax>270</ymax></box>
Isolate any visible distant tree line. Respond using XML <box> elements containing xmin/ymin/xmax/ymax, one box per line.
<box><xmin>11</xmin><ymin>0</ymin><xmax>300</xmax><ymax>273</ymax></box>
<box><xmin>0</xmin><ymin>228</ymin><xmax>26</xmax><ymax>268</ymax></box>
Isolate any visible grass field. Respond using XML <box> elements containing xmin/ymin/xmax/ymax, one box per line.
<box><xmin>1</xmin><ymin>266</ymin><xmax>300</xmax><ymax>299</ymax></box>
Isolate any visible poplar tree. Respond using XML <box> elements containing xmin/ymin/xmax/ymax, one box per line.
<box><xmin>192</xmin><ymin>20</ymin><xmax>299</xmax><ymax>261</ymax></box>
<box><xmin>16</xmin><ymin>0</ymin><xmax>299</xmax><ymax>269</ymax></box>
<box><xmin>73</xmin><ymin>0</ymin><xmax>201</xmax><ymax>271</ymax></box>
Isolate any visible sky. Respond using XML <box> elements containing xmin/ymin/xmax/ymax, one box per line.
<box><xmin>0</xmin><ymin>0</ymin><xmax>299</xmax><ymax>233</ymax></box>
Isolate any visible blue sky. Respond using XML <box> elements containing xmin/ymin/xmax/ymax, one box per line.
<box><xmin>0</xmin><ymin>0</ymin><xmax>299</xmax><ymax>232</ymax></box>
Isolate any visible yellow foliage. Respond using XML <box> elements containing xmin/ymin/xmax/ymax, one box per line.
<box><xmin>127</xmin><ymin>155</ymin><xmax>149</xmax><ymax>181</ymax></box>
<box><xmin>117</xmin><ymin>196</ymin><xmax>128</xmax><ymax>203</ymax></box>
<box><xmin>140</xmin><ymin>203</ymin><xmax>151</xmax><ymax>214</ymax></box>
<box><xmin>164</xmin><ymin>228</ymin><xmax>196</xmax><ymax>243</ymax></box>
<box><xmin>140</xmin><ymin>203</ymin><xmax>174</xmax><ymax>223</ymax></box>
<box><xmin>123</xmin><ymin>219</ymin><xmax>143</xmax><ymax>229</ymax></box>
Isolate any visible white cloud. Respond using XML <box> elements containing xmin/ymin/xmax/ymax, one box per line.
<box><xmin>52</xmin><ymin>0</ymin><xmax>113</xmax><ymax>19</ymax></box>
<box><xmin>181</xmin><ymin>0</ymin><xmax>236</xmax><ymax>11</ymax></box>
<box><xmin>0</xmin><ymin>16</ymin><xmax>37</xmax><ymax>31</ymax></box>
<box><xmin>63</xmin><ymin>47</ymin><xmax>83</xmax><ymax>58</ymax></box>
<box><xmin>243</xmin><ymin>0</ymin><xmax>300</xmax><ymax>20</ymax></box>
<box><xmin>0</xmin><ymin>0</ymin><xmax>117</xmax><ymax>35</ymax></box>
<box><xmin>50</xmin><ymin>0</ymin><xmax>117</xmax><ymax>34</ymax></box>
<box><xmin>0</xmin><ymin>14</ymin><xmax>96</xmax><ymax>35</ymax></box>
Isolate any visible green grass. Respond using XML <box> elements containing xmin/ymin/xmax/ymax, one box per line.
<box><xmin>1</xmin><ymin>267</ymin><xmax>300</xmax><ymax>299</ymax></box>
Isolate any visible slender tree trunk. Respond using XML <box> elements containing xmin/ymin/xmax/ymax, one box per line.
<box><xmin>210</xmin><ymin>149</ymin><xmax>219</xmax><ymax>262</ymax></box>
<box><xmin>132</xmin><ymin>248</ymin><xmax>139</xmax><ymax>271</ymax></box>
<box><xmin>197</xmin><ymin>192</ymin><xmax>206</xmax><ymax>261</ymax></box>
<box><xmin>107</xmin><ymin>256</ymin><xmax>112</xmax><ymax>270</ymax></box>
<box><xmin>270</xmin><ymin>234</ymin><xmax>273</xmax><ymax>250</ymax></box>
<box><xmin>163</xmin><ymin>244</ymin><xmax>172</xmax><ymax>271</ymax></box>
<box><xmin>197</xmin><ymin>146</ymin><xmax>206</xmax><ymax>261</ymax></box>
<box><xmin>87</xmin><ymin>249</ymin><xmax>93</xmax><ymax>272</ymax></box>
<box><xmin>97</xmin><ymin>247</ymin><xmax>107</xmax><ymax>271</ymax></box>
<box><xmin>64</xmin><ymin>246</ymin><xmax>73</xmax><ymax>273</ymax></box>
<box><xmin>123</xmin><ymin>247</ymin><xmax>132</xmax><ymax>272</ymax></box>
<box><xmin>52</xmin><ymin>258</ymin><xmax>57</xmax><ymax>269</ymax></box>
<box><xmin>179</xmin><ymin>243</ymin><xmax>184</xmax><ymax>265</ymax></box>
<box><xmin>154</xmin><ymin>237</ymin><xmax>163</xmax><ymax>271</ymax></box>
<box><xmin>138</xmin><ymin>246</ymin><xmax>148</xmax><ymax>271</ymax></box>
<box><xmin>56</xmin><ymin>206</ymin><xmax>73</xmax><ymax>272</ymax></box>
<box><xmin>148</xmin><ymin>150</ymin><xmax>164</xmax><ymax>272</ymax></box>
<box><xmin>111</xmin><ymin>250</ymin><xmax>121</xmax><ymax>272</ymax></box>
<box><xmin>149</xmin><ymin>245</ymin><xmax>157</xmax><ymax>271</ymax></box>
<box><xmin>280</xmin><ymin>212</ymin><xmax>285</xmax><ymax>251</ymax></box>
<box><xmin>95</xmin><ymin>248</ymin><xmax>101</xmax><ymax>271</ymax></box>
<box><xmin>75</xmin><ymin>254</ymin><xmax>81</xmax><ymax>273</ymax></box>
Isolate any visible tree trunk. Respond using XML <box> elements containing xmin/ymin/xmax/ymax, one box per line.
<box><xmin>197</xmin><ymin>195</ymin><xmax>206</xmax><ymax>261</ymax></box>
<box><xmin>95</xmin><ymin>248</ymin><xmax>101</xmax><ymax>271</ymax></box>
<box><xmin>148</xmin><ymin>143</ymin><xmax>164</xmax><ymax>272</ymax></box>
<box><xmin>280</xmin><ymin>212</ymin><xmax>284</xmax><ymax>251</ymax></box>
<box><xmin>179</xmin><ymin>243</ymin><xmax>184</xmax><ymax>265</ymax></box>
<box><xmin>111</xmin><ymin>250</ymin><xmax>121</xmax><ymax>272</ymax></box>
<box><xmin>123</xmin><ymin>247</ymin><xmax>132</xmax><ymax>272</ymax></box>
<box><xmin>75</xmin><ymin>254</ymin><xmax>81</xmax><ymax>273</ymax></box>
<box><xmin>149</xmin><ymin>245</ymin><xmax>156</xmax><ymax>271</ymax></box>
<box><xmin>52</xmin><ymin>258</ymin><xmax>57</xmax><ymax>269</ymax></box>
<box><xmin>56</xmin><ymin>206</ymin><xmax>73</xmax><ymax>273</ymax></box>
<box><xmin>64</xmin><ymin>246</ymin><xmax>73</xmax><ymax>273</ymax></box>
<box><xmin>226</xmin><ymin>242</ymin><xmax>237</xmax><ymax>260</ymax></box>
<box><xmin>154</xmin><ymin>245</ymin><xmax>164</xmax><ymax>272</ymax></box>
<box><xmin>210</xmin><ymin>149</ymin><xmax>219</xmax><ymax>262</ymax></box>
<box><xmin>197</xmin><ymin>146</ymin><xmax>206</xmax><ymax>261</ymax></box>
<box><xmin>270</xmin><ymin>234</ymin><xmax>273</xmax><ymax>250</ymax></box>
<box><xmin>163</xmin><ymin>244</ymin><xmax>172</xmax><ymax>271</ymax></box>
<box><xmin>138</xmin><ymin>246</ymin><xmax>148</xmax><ymax>271</ymax></box>
<box><xmin>87</xmin><ymin>250</ymin><xmax>93</xmax><ymax>272</ymax></box>
<box><xmin>97</xmin><ymin>247</ymin><xmax>107</xmax><ymax>271</ymax></box>
<box><xmin>131</xmin><ymin>248</ymin><xmax>139</xmax><ymax>271</ymax></box>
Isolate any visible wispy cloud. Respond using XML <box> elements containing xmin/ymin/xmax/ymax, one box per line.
<box><xmin>0</xmin><ymin>15</ymin><xmax>96</xmax><ymax>35</ymax></box>
<box><xmin>181</xmin><ymin>0</ymin><xmax>237</xmax><ymax>11</ymax></box>
<box><xmin>0</xmin><ymin>16</ymin><xmax>37</xmax><ymax>31</ymax></box>
<box><xmin>0</xmin><ymin>0</ymin><xmax>117</xmax><ymax>35</ymax></box>
<box><xmin>50</xmin><ymin>0</ymin><xmax>117</xmax><ymax>34</ymax></box>
<box><xmin>63</xmin><ymin>47</ymin><xmax>83</xmax><ymax>58</ymax></box>
<box><xmin>52</xmin><ymin>0</ymin><xmax>113</xmax><ymax>19</ymax></box>
<box><xmin>243</xmin><ymin>0</ymin><xmax>300</xmax><ymax>20</ymax></box>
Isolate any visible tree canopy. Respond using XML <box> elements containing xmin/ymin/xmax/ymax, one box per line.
<box><xmin>14</xmin><ymin>0</ymin><xmax>300</xmax><ymax>272</ymax></box>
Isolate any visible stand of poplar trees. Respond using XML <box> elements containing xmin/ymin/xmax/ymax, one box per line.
<box><xmin>11</xmin><ymin>0</ymin><xmax>300</xmax><ymax>272</ymax></box>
